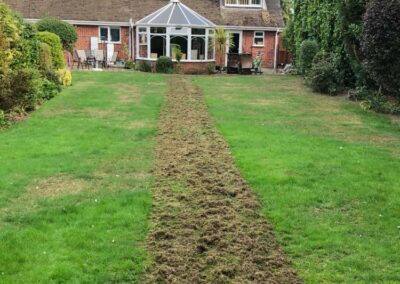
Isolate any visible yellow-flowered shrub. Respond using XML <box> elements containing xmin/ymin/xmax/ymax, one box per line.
<box><xmin>56</xmin><ymin>68</ymin><xmax>72</xmax><ymax>87</ymax></box>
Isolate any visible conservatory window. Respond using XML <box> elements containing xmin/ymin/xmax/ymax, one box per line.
<box><xmin>138</xmin><ymin>27</ymin><xmax>148</xmax><ymax>58</ymax></box>
<box><xmin>253</xmin><ymin>31</ymin><xmax>264</xmax><ymax>46</ymax></box>
<box><xmin>191</xmin><ymin>37</ymin><xmax>206</xmax><ymax>60</ymax></box>
<box><xmin>225</xmin><ymin>0</ymin><xmax>262</xmax><ymax>7</ymax></box>
<box><xmin>170</xmin><ymin>36</ymin><xmax>188</xmax><ymax>60</ymax></box>
<box><xmin>150</xmin><ymin>27</ymin><xmax>167</xmax><ymax>59</ymax></box>
<box><xmin>137</xmin><ymin>27</ymin><xmax>215</xmax><ymax>61</ymax></box>
<box><xmin>207</xmin><ymin>30</ymin><xmax>215</xmax><ymax>60</ymax></box>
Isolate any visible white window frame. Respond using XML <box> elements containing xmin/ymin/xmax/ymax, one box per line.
<box><xmin>225</xmin><ymin>0</ymin><xmax>262</xmax><ymax>8</ymax></box>
<box><xmin>136</xmin><ymin>26</ymin><xmax>215</xmax><ymax>62</ymax></box>
<box><xmin>99</xmin><ymin>26</ymin><xmax>121</xmax><ymax>44</ymax></box>
<box><xmin>253</xmin><ymin>31</ymin><xmax>265</xmax><ymax>47</ymax></box>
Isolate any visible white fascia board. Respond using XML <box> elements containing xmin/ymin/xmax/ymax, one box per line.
<box><xmin>25</xmin><ymin>18</ymin><xmax>131</xmax><ymax>27</ymax></box>
<box><xmin>221</xmin><ymin>25</ymin><xmax>283</xmax><ymax>32</ymax></box>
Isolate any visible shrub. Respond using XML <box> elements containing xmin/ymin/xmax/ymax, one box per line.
<box><xmin>156</xmin><ymin>56</ymin><xmax>173</xmax><ymax>73</ymax></box>
<box><xmin>35</xmin><ymin>31</ymin><xmax>65</xmax><ymax>69</ymax></box>
<box><xmin>299</xmin><ymin>39</ymin><xmax>319</xmax><ymax>75</ymax></box>
<box><xmin>306</xmin><ymin>52</ymin><xmax>343</xmax><ymax>96</ymax></box>
<box><xmin>0</xmin><ymin>110</ymin><xmax>6</xmax><ymax>127</ymax></box>
<box><xmin>41</xmin><ymin>79</ymin><xmax>61</xmax><ymax>100</ymax></box>
<box><xmin>0</xmin><ymin>68</ymin><xmax>43</xmax><ymax>111</ymax></box>
<box><xmin>136</xmin><ymin>61</ymin><xmax>152</xmax><ymax>73</ymax></box>
<box><xmin>125</xmin><ymin>59</ymin><xmax>135</xmax><ymax>70</ymax></box>
<box><xmin>36</xmin><ymin>17</ymin><xmax>77</xmax><ymax>52</ymax></box>
<box><xmin>348</xmin><ymin>86</ymin><xmax>375</xmax><ymax>101</ymax></box>
<box><xmin>362</xmin><ymin>0</ymin><xmax>400</xmax><ymax>99</ymax></box>
<box><xmin>361</xmin><ymin>94</ymin><xmax>400</xmax><ymax>115</ymax></box>
<box><xmin>56</xmin><ymin>68</ymin><xmax>72</xmax><ymax>87</ymax></box>
<box><xmin>207</xmin><ymin>63</ymin><xmax>216</xmax><ymax>74</ymax></box>
<box><xmin>0</xmin><ymin>3</ymin><xmax>23</xmax><ymax>73</ymax></box>
<box><xmin>39</xmin><ymin>42</ymin><xmax>53</xmax><ymax>72</ymax></box>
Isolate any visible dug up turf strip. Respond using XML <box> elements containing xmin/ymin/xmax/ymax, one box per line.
<box><xmin>144</xmin><ymin>76</ymin><xmax>302</xmax><ymax>283</ymax></box>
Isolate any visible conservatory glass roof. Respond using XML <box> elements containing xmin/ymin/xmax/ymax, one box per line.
<box><xmin>136</xmin><ymin>0</ymin><xmax>216</xmax><ymax>28</ymax></box>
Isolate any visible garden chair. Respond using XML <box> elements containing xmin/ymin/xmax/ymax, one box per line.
<box><xmin>95</xmin><ymin>50</ymin><xmax>106</xmax><ymax>68</ymax></box>
<box><xmin>106</xmin><ymin>52</ymin><xmax>119</xmax><ymax>68</ymax></box>
<box><xmin>75</xmin><ymin>50</ymin><xmax>91</xmax><ymax>69</ymax></box>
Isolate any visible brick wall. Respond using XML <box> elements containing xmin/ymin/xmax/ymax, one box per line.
<box><xmin>73</xmin><ymin>25</ymin><xmax>284</xmax><ymax>70</ymax></box>
<box><xmin>214</xmin><ymin>31</ymin><xmax>282</xmax><ymax>69</ymax></box>
<box><xmin>242</xmin><ymin>31</ymin><xmax>278</xmax><ymax>68</ymax></box>
<box><xmin>136</xmin><ymin>60</ymin><xmax>213</xmax><ymax>74</ymax></box>
<box><xmin>74</xmin><ymin>25</ymin><xmax>130</xmax><ymax>60</ymax></box>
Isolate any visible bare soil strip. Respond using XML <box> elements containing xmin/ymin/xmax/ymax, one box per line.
<box><xmin>145</xmin><ymin>77</ymin><xmax>302</xmax><ymax>283</ymax></box>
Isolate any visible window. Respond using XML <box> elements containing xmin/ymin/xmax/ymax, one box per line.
<box><xmin>137</xmin><ymin>26</ymin><xmax>215</xmax><ymax>61</ymax></box>
<box><xmin>207</xmin><ymin>30</ymin><xmax>215</xmax><ymax>60</ymax></box>
<box><xmin>170</xmin><ymin>36</ymin><xmax>188</xmax><ymax>60</ymax></box>
<box><xmin>225</xmin><ymin>0</ymin><xmax>262</xmax><ymax>7</ymax></box>
<box><xmin>253</xmin><ymin>31</ymin><xmax>264</xmax><ymax>46</ymax></box>
<box><xmin>191</xmin><ymin>37</ymin><xmax>206</xmax><ymax>60</ymax></box>
<box><xmin>138</xmin><ymin>27</ymin><xmax>148</xmax><ymax>58</ymax></box>
<box><xmin>99</xmin><ymin>26</ymin><xmax>121</xmax><ymax>43</ymax></box>
<box><xmin>150</xmin><ymin>27</ymin><xmax>167</xmax><ymax>59</ymax></box>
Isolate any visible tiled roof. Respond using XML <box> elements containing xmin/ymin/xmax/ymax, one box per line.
<box><xmin>4</xmin><ymin>0</ymin><xmax>284</xmax><ymax>28</ymax></box>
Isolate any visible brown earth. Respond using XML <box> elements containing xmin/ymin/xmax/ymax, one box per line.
<box><xmin>144</xmin><ymin>76</ymin><xmax>302</xmax><ymax>283</ymax></box>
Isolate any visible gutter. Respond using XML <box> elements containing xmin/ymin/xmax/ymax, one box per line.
<box><xmin>24</xmin><ymin>18</ymin><xmax>131</xmax><ymax>27</ymax></box>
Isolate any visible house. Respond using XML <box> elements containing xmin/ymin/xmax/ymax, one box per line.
<box><xmin>4</xmin><ymin>0</ymin><xmax>287</xmax><ymax>72</ymax></box>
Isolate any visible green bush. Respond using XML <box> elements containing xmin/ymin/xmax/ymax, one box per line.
<box><xmin>0</xmin><ymin>68</ymin><xmax>43</xmax><ymax>111</ymax></box>
<box><xmin>36</xmin><ymin>17</ymin><xmax>77</xmax><ymax>52</ymax></box>
<box><xmin>136</xmin><ymin>61</ymin><xmax>152</xmax><ymax>73</ymax></box>
<box><xmin>0</xmin><ymin>110</ymin><xmax>7</xmax><ymax>127</ymax></box>
<box><xmin>299</xmin><ymin>39</ymin><xmax>319</xmax><ymax>75</ymax></box>
<box><xmin>362</xmin><ymin>0</ymin><xmax>400</xmax><ymax>99</ymax></box>
<box><xmin>41</xmin><ymin>79</ymin><xmax>61</xmax><ymax>100</ymax></box>
<box><xmin>35</xmin><ymin>31</ymin><xmax>65</xmax><ymax>69</ymax></box>
<box><xmin>361</xmin><ymin>94</ymin><xmax>400</xmax><ymax>115</ymax></box>
<box><xmin>207</xmin><ymin>63</ymin><xmax>216</xmax><ymax>74</ymax></box>
<box><xmin>348</xmin><ymin>86</ymin><xmax>375</xmax><ymax>101</ymax></box>
<box><xmin>0</xmin><ymin>3</ymin><xmax>23</xmax><ymax>73</ymax></box>
<box><xmin>156</xmin><ymin>56</ymin><xmax>173</xmax><ymax>73</ymax></box>
<box><xmin>306</xmin><ymin>52</ymin><xmax>342</xmax><ymax>96</ymax></box>
<box><xmin>125</xmin><ymin>59</ymin><xmax>135</xmax><ymax>70</ymax></box>
<box><xmin>39</xmin><ymin>42</ymin><xmax>53</xmax><ymax>72</ymax></box>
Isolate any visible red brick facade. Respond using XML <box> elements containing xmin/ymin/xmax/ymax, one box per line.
<box><xmin>74</xmin><ymin>25</ymin><xmax>130</xmax><ymax>60</ymax></box>
<box><xmin>74</xmin><ymin>25</ymin><xmax>286</xmax><ymax>69</ymax></box>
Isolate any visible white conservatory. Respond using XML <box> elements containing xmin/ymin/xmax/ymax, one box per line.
<box><xmin>136</xmin><ymin>0</ymin><xmax>216</xmax><ymax>63</ymax></box>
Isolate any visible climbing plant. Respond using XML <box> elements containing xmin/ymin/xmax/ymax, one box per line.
<box><xmin>284</xmin><ymin>0</ymin><xmax>366</xmax><ymax>88</ymax></box>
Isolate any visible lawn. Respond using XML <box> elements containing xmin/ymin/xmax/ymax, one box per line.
<box><xmin>0</xmin><ymin>72</ymin><xmax>165</xmax><ymax>282</ymax></box>
<box><xmin>194</xmin><ymin>75</ymin><xmax>400</xmax><ymax>283</ymax></box>
<box><xmin>1</xmin><ymin>72</ymin><xmax>399</xmax><ymax>283</ymax></box>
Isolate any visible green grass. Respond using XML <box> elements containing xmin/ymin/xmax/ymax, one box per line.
<box><xmin>0</xmin><ymin>72</ymin><xmax>166</xmax><ymax>283</ymax></box>
<box><xmin>194</xmin><ymin>75</ymin><xmax>400</xmax><ymax>283</ymax></box>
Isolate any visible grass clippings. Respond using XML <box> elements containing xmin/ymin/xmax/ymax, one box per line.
<box><xmin>145</xmin><ymin>76</ymin><xmax>302</xmax><ymax>283</ymax></box>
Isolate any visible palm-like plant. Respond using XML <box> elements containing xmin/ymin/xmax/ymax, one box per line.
<box><xmin>212</xmin><ymin>28</ymin><xmax>234</xmax><ymax>73</ymax></box>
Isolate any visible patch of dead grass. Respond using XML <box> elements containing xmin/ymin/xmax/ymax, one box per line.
<box><xmin>26</xmin><ymin>176</ymin><xmax>91</xmax><ymax>199</ymax></box>
<box><xmin>113</xmin><ymin>83</ymin><xmax>142</xmax><ymax>103</ymax></box>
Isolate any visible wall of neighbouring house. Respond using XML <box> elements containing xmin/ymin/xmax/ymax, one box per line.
<box><xmin>74</xmin><ymin>25</ymin><xmax>130</xmax><ymax>60</ymax></box>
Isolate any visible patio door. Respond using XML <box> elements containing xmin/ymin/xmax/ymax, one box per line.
<box><xmin>225</xmin><ymin>30</ymin><xmax>242</xmax><ymax>67</ymax></box>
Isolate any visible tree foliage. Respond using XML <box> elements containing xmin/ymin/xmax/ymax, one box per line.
<box><xmin>362</xmin><ymin>0</ymin><xmax>400</xmax><ymax>98</ymax></box>
<box><xmin>284</xmin><ymin>0</ymin><xmax>366</xmax><ymax>87</ymax></box>
<box><xmin>36</xmin><ymin>17</ymin><xmax>77</xmax><ymax>52</ymax></box>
